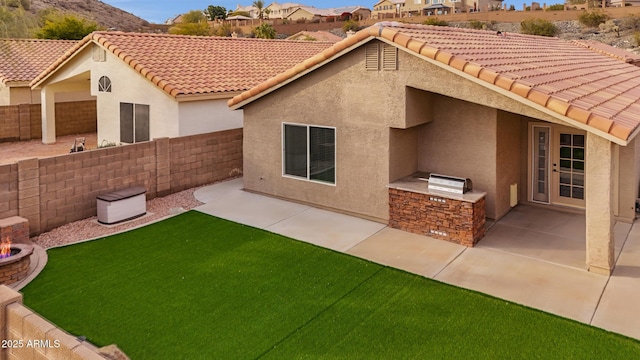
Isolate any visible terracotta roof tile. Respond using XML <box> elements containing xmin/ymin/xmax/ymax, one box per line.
<box><xmin>32</xmin><ymin>32</ymin><xmax>333</xmax><ymax>98</ymax></box>
<box><xmin>229</xmin><ymin>22</ymin><xmax>640</xmax><ymax>143</ymax></box>
<box><xmin>0</xmin><ymin>39</ymin><xmax>77</xmax><ymax>84</ymax></box>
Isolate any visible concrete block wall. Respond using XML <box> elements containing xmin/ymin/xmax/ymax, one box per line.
<box><xmin>38</xmin><ymin>141</ymin><xmax>157</xmax><ymax>232</ymax></box>
<box><xmin>0</xmin><ymin>164</ymin><xmax>19</xmax><ymax>220</ymax></box>
<box><xmin>169</xmin><ymin>128</ymin><xmax>243</xmax><ymax>193</ymax></box>
<box><xmin>54</xmin><ymin>101</ymin><xmax>97</xmax><ymax>136</ymax></box>
<box><xmin>0</xmin><ymin>286</ymin><xmax>111</xmax><ymax>360</ymax></box>
<box><xmin>0</xmin><ymin>129</ymin><xmax>243</xmax><ymax>235</ymax></box>
<box><xmin>0</xmin><ymin>106</ymin><xmax>20</xmax><ymax>142</ymax></box>
<box><xmin>0</xmin><ymin>102</ymin><xmax>96</xmax><ymax>143</ymax></box>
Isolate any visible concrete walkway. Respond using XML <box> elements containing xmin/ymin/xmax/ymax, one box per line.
<box><xmin>195</xmin><ymin>178</ymin><xmax>640</xmax><ymax>340</ymax></box>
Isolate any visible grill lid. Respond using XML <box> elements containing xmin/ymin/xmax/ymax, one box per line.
<box><xmin>427</xmin><ymin>173</ymin><xmax>472</xmax><ymax>194</ymax></box>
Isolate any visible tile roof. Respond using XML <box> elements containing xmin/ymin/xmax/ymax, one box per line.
<box><xmin>229</xmin><ymin>22</ymin><xmax>640</xmax><ymax>143</ymax></box>
<box><xmin>286</xmin><ymin>31</ymin><xmax>343</xmax><ymax>42</ymax></box>
<box><xmin>0</xmin><ymin>39</ymin><xmax>77</xmax><ymax>85</ymax></box>
<box><xmin>31</xmin><ymin>32</ymin><xmax>334</xmax><ymax>98</ymax></box>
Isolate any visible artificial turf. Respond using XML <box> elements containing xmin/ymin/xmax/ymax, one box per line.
<box><xmin>21</xmin><ymin>211</ymin><xmax>640</xmax><ymax>359</ymax></box>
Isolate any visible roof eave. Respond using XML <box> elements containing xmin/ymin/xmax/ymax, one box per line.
<box><xmin>176</xmin><ymin>91</ymin><xmax>242</xmax><ymax>102</ymax></box>
<box><xmin>389</xmin><ymin>41</ymin><xmax>631</xmax><ymax>145</ymax></box>
<box><xmin>30</xmin><ymin>37</ymin><xmax>95</xmax><ymax>89</ymax></box>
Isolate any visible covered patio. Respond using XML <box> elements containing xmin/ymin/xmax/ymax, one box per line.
<box><xmin>481</xmin><ymin>204</ymin><xmax>631</xmax><ymax>270</ymax></box>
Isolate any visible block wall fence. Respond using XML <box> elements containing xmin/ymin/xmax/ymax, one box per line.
<box><xmin>0</xmin><ymin>285</ymin><xmax>124</xmax><ymax>359</ymax></box>
<box><xmin>0</xmin><ymin>101</ymin><xmax>96</xmax><ymax>143</ymax></box>
<box><xmin>0</xmin><ymin>129</ymin><xmax>243</xmax><ymax>235</ymax></box>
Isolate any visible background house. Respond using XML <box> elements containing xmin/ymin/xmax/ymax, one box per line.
<box><xmin>230</xmin><ymin>23</ymin><xmax>640</xmax><ymax>275</ymax></box>
<box><xmin>0</xmin><ymin>39</ymin><xmax>97</xmax><ymax>142</ymax></box>
<box><xmin>30</xmin><ymin>32</ymin><xmax>333</xmax><ymax>145</ymax></box>
<box><xmin>0</xmin><ymin>39</ymin><xmax>84</xmax><ymax>106</ymax></box>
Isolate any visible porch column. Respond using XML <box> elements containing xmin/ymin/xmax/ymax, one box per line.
<box><xmin>41</xmin><ymin>86</ymin><xmax>56</xmax><ymax>144</ymax></box>
<box><xmin>585</xmin><ymin>133</ymin><xmax>615</xmax><ymax>275</ymax></box>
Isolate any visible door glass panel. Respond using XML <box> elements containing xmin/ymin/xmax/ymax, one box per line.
<box><xmin>532</xmin><ymin>126</ymin><xmax>549</xmax><ymax>203</ymax></box>
<box><xmin>573</xmin><ymin>134</ymin><xmax>584</xmax><ymax>147</ymax></box>
<box><xmin>573</xmin><ymin>187</ymin><xmax>584</xmax><ymax>200</ymax></box>
<box><xmin>557</xmin><ymin>132</ymin><xmax>585</xmax><ymax>201</ymax></box>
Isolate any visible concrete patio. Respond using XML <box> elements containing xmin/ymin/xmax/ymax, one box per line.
<box><xmin>194</xmin><ymin>178</ymin><xmax>640</xmax><ymax>340</ymax></box>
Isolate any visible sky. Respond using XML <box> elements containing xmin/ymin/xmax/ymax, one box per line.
<box><xmin>102</xmin><ymin>0</ymin><xmax>523</xmax><ymax>24</ymax></box>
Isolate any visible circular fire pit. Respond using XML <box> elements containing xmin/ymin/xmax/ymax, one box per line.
<box><xmin>0</xmin><ymin>244</ymin><xmax>34</xmax><ymax>285</ymax></box>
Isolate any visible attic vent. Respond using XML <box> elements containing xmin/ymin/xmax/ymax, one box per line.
<box><xmin>365</xmin><ymin>43</ymin><xmax>398</xmax><ymax>71</ymax></box>
<box><xmin>365</xmin><ymin>43</ymin><xmax>379</xmax><ymax>71</ymax></box>
<box><xmin>382</xmin><ymin>44</ymin><xmax>398</xmax><ymax>70</ymax></box>
<box><xmin>98</xmin><ymin>76</ymin><xmax>112</xmax><ymax>92</ymax></box>
<box><xmin>93</xmin><ymin>47</ymin><xmax>106</xmax><ymax>62</ymax></box>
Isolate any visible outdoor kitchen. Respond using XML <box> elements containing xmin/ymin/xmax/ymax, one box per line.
<box><xmin>388</xmin><ymin>172</ymin><xmax>486</xmax><ymax>247</ymax></box>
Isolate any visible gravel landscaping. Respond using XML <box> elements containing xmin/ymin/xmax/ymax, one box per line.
<box><xmin>31</xmin><ymin>184</ymin><xmax>211</xmax><ymax>249</ymax></box>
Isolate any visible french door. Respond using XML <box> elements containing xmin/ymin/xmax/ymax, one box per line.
<box><xmin>531</xmin><ymin>124</ymin><xmax>586</xmax><ymax>208</ymax></box>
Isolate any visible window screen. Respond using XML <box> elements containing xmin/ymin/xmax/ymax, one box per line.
<box><xmin>283</xmin><ymin>124</ymin><xmax>335</xmax><ymax>184</ymax></box>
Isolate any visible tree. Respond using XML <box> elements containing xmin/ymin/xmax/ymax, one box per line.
<box><xmin>253</xmin><ymin>0</ymin><xmax>265</xmax><ymax>20</ymax></box>
<box><xmin>36</xmin><ymin>13</ymin><xmax>97</xmax><ymax>40</ymax></box>
<box><xmin>253</xmin><ymin>22</ymin><xmax>275</xmax><ymax>39</ymax></box>
<box><xmin>205</xmin><ymin>5</ymin><xmax>227</xmax><ymax>20</ymax></box>
<box><xmin>169</xmin><ymin>10</ymin><xmax>211</xmax><ymax>36</ymax></box>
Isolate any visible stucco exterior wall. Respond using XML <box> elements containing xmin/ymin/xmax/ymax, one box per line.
<box><xmin>495</xmin><ymin>110</ymin><xmax>523</xmax><ymax>219</ymax></box>
<box><xmin>389</xmin><ymin>126</ymin><xmax>420</xmax><ymax>182</ymax></box>
<box><xmin>178</xmin><ymin>99</ymin><xmax>243</xmax><ymax>137</ymax></box>
<box><xmin>617</xmin><ymin>138</ymin><xmax>638</xmax><ymax>222</ymax></box>
<box><xmin>243</xmin><ymin>43</ymin><xmax>401</xmax><ymax>221</ymax></box>
<box><xmin>90</xmin><ymin>46</ymin><xmax>179</xmax><ymax>143</ymax></box>
<box><xmin>418</xmin><ymin>95</ymin><xmax>499</xmax><ymax>219</ymax></box>
<box><xmin>0</xmin><ymin>84</ymin><xmax>9</xmax><ymax>106</ymax></box>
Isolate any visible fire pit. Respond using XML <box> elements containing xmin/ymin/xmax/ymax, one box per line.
<box><xmin>0</xmin><ymin>238</ymin><xmax>33</xmax><ymax>285</ymax></box>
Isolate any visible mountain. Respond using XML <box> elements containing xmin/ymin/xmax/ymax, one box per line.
<box><xmin>5</xmin><ymin>0</ymin><xmax>154</xmax><ymax>32</ymax></box>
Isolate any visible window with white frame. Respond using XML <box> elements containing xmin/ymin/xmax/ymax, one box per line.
<box><xmin>283</xmin><ymin>124</ymin><xmax>335</xmax><ymax>184</ymax></box>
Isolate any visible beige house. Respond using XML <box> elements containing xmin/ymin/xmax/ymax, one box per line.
<box><xmin>265</xmin><ymin>2</ymin><xmax>305</xmax><ymax>19</ymax></box>
<box><xmin>230</xmin><ymin>22</ymin><xmax>640</xmax><ymax>275</ymax></box>
<box><xmin>372</xmin><ymin>0</ymin><xmax>406</xmax><ymax>18</ymax></box>
<box><xmin>30</xmin><ymin>32</ymin><xmax>332</xmax><ymax>145</ymax></box>
<box><xmin>286</xmin><ymin>6</ymin><xmax>371</xmax><ymax>21</ymax></box>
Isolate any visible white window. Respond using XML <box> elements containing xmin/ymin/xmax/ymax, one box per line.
<box><xmin>120</xmin><ymin>103</ymin><xmax>150</xmax><ymax>143</ymax></box>
<box><xmin>283</xmin><ymin>123</ymin><xmax>335</xmax><ymax>184</ymax></box>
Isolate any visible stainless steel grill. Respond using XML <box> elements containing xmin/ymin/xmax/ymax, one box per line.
<box><xmin>427</xmin><ymin>173</ymin><xmax>473</xmax><ymax>195</ymax></box>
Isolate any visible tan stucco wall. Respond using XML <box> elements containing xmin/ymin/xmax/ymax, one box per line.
<box><xmin>0</xmin><ymin>84</ymin><xmax>9</xmax><ymax>106</ymax></box>
<box><xmin>389</xmin><ymin>126</ymin><xmax>420</xmax><ymax>182</ymax></box>
<box><xmin>417</xmin><ymin>95</ymin><xmax>499</xmax><ymax>219</ymax></box>
<box><xmin>617</xmin><ymin>138</ymin><xmax>639</xmax><ymax>222</ymax></box>
<box><xmin>495</xmin><ymin>110</ymin><xmax>523</xmax><ymax>219</ymax></box>
<box><xmin>242</xmin><ymin>43</ymin><xmax>399</xmax><ymax>221</ymax></box>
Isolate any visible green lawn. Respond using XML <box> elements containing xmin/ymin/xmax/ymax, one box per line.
<box><xmin>22</xmin><ymin>211</ymin><xmax>640</xmax><ymax>359</ymax></box>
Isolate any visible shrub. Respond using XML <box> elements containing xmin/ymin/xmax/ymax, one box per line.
<box><xmin>253</xmin><ymin>23</ymin><xmax>275</xmax><ymax>39</ymax></box>
<box><xmin>469</xmin><ymin>19</ymin><xmax>484</xmax><ymax>29</ymax></box>
<box><xmin>342</xmin><ymin>19</ymin><xmax>359</xmax><ymax>32</ymax></box>
<box><xmin>547</xmin><ymin>4</ymin><xmax>565</xmax><ymax>10</ymax></box>
<box><xmin>213</xmin><ymin>23</ymin><xmax>232</xmax><ymax>37</ymax></box>
<box><xmin>423</xmin><ymin>18</ymin><xmax>448</xmax><ymax>26</ymax></box>
<box><xmin>621</xmin><ymin>14</ymin><xmax>640</xmax><ymax>31</ymax></box>
<box><xmin>634</xmin><ymin>32</ymin><xmax>640</xmax><ymax>47</ymax></box>
<box><xmin>520</xmin><ymin>18</ymin><xmax>558</xmax><ymax>37</ymax></box>
<box><xmin>578</xmin><ymin>10</ymin><xmax>608</xmax><ymax>27</ymax></box>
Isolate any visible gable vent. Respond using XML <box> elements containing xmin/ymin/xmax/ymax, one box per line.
<box><xmin>365</xmin><ymin>43</ymin><xmax>379</xmax><ymax>71</ymax></box>
<box><xmin>92</xmin><ymin>47</ymin><xmax>106</xmax><ymax>62</ymax></box>
<box><xmin>382</xmin><ymin>44</ymin><xmax>398</xmax><ymax>71</ymax></box>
